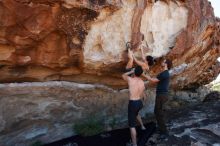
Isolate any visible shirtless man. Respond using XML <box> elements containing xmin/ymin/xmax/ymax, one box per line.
<box><xmin>122</xmin><ymin>66</ymin><xmax>146</xmax><ymax>146</ymax></box>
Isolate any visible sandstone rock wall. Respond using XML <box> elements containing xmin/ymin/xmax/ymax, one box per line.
<box><xmin>0</xmin><ymin>0</ymin><xmax>219</xmax><ymax>89</ymax></box>
<box><xmin>0</xmin><ymin>0</ymin><xmax>219</xmax><ymax>145</ymax></box>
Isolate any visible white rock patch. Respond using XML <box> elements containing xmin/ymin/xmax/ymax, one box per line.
<box><xmin>83</xmin><ymin>1</ymin><xmax>188</xmax><ymax>67</ymax></box>
<box><xmin>140</xmin><ymin>1</ymin><xmax>188</xmax><ymax>57</ymax></box>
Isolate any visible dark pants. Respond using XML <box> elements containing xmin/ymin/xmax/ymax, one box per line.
<box><xmin>154</xmin><ymin>94</ymin><xmax>168</xmax><ymax>134</ymax></box>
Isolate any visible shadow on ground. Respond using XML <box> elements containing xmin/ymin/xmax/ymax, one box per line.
<box><xmin>44</xmin><ymin>122</ymin><xmax>156</xmax><ymax>146</ymax></box>
<box><xmin>44</xmin><ymin>99</ymin><xmax>220</xmax><ymax>146</ymax></box>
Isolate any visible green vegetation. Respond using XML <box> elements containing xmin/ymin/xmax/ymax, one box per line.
<box><xmin>73</xmin><ymin>117</ymin><xmax>104</xmax><ymax>137</ymax></box>
<box><xmin>30</xmin><ymin>140</ymin><xmax>43</xmax><ymax>146</ymax></box>
<box><xmin>109</xmin><ymin>117</ymin><xmax>117</xmax><ymax>129</ymax></box>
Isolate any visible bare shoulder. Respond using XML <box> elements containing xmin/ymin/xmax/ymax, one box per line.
<box><xmin>127</xmin><ymin>76</ymin><xmax>133</xmax><ymax>82</ymax></box>
<box><xmin>137</xmin><ymin>78</ymin><xmax>144</xmax><ymax>85</ymax></box>
<box><xmin>139</xmin><ymin>79</ymin><xmax>145</xmax><ymax>88</ymax></box>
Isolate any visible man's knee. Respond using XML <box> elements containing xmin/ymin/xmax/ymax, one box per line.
<box><xmin>136</xmin><ymin>114</ymin><xmax>140</xmax><ymax>118</ymax></box>
<box><xmin>130</xmin><ymin>127</ymin><xmax>136</xmax><ymax>135</ymax></box>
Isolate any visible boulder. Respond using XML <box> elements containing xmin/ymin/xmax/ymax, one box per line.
<box><xmin>0</xmin><ymin>0</ymin><xmax>219</xmax><ymax>89</ymax></box>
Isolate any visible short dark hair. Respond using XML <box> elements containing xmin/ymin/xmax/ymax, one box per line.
<box><xmin>134</xmin><ymin>66</ymin><xmax>143</xmax><ymax>77</ymax></box>
<box><xmin>146</xmin><ymin>56</ymin><xmax>154</xmax><ymax>66</ymax></box>
<box><xmin>165</xmin><ymin>59</ymin><xmax>172</xmax><ymax>70</ymax></box>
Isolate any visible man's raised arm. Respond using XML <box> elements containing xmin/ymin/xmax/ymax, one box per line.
<box><xmin>126</xmin><ymin>49</ymin><xmax>134</xmax><ymax>69</ymax></box>
<box><xmin>122</xmin><ymin>69</ymin><xmax>134</xmax><ymax>82</ymax></box>
<box><xmin>133</xmin><ymin>54</ymin><xmax>149</xmax><ymax>70</ymax></box>
<box><xmin>142</xmin><ymin>73</ymin><xmax>159</xmax><ymax>83</ymax></box>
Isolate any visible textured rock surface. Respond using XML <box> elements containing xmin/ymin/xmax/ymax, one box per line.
<box><xmin>0</xmin><ymin>0</ymin><xmax>219</xmax><ymax>89</ymax></box>
<box><xmin>0</xmin><ymin>81</ymin><xmax>154</xmax><ymax>146</ymax></box>
<box><xmin>147</xmin><ymin>99</ymin><xmax>220</xmax><ymax>146</ymax></box>
<box><xmin>41</xmin><ymin>98</ymin><xmax>220</xmax><ymax>146</ymax></box>
<box><xmin>0</xmin><ymin>81</ymin><xmax>212</xmax><ymax>146</ymax></box>
<box><xmin>0</xmin><ymin>0</ymin><xmax>219</xmax><ymax>145</ymax></box>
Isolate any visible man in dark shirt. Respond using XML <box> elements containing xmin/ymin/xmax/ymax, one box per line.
<box><xmin>143</xmin><ymin>59</ymin><xmax>172</xmax><ymax>137</ymax></box>
<box><xmin>156</xmin><ymin>69</ymin><xmax>170</xmax><ymax>95</ymax></box>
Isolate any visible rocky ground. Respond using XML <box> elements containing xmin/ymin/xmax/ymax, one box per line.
<box><xmin>44</xmin><ymin>93</ymin><xmax>220</xmax><ymax>146</ymax></box>
<box><xmin>147</xmin><ymin>98</ymin><xmax>220</xmax><ymax>146</ymax></box>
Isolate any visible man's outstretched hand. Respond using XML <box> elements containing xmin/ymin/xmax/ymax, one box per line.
<box><xmin>128</xmin><ymin>48</ymin><xmax>133</xmax><ymax>60</ymax></box>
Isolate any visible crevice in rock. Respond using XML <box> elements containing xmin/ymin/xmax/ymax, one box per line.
<box><xmin>131</xmin><ymin>0</ymin><xmax>148</xmax><ymax>50</ymax></box>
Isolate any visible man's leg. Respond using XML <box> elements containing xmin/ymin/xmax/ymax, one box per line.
<box><xmin>130</xmin><ymin>127</ymin><xmax>137</xmax><ymax>146</ymax></box>
<box><xmin>154</xmin><ymin>95</ymin><xmax>167</xmax><ymax>134</ymax></box>
<box><xmin>128</xmin><ymin>100</ymin><xmax>141</xmax><ymax>146</ymax></box>
<box><xmin>136</xmin><ymin>114</ymin><xmax>146</xmax><ymax>130</ymax></box>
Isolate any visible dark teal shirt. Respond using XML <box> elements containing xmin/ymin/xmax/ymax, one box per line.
<box><xmin>156</xmin><ymin>70</ymin><xmax>170</xmax><ymax>94</ymax></box>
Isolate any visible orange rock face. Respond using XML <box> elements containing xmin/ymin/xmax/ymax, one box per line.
<box><xmin>0</xmin><ymin>0</ymin><xmax>219</xmax><ymax>89</ymax></box>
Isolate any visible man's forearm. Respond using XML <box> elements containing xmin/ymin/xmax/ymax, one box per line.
<box><xmin>126</xmin><ymin>58</ymin><xmax>134</xmax><ymax>69</ymax></box>
<box><xmin>142</xmin><ymin>74</ymin><xmax>159</xmax><ymax>83</ymax></box>
<box><xmin>125</xmin><ymin>68</ymin><xmax>134</xmax><ymax>75</ymax></box>
<box><xmin>122</xmin><ymin>69</ymin><xmax>134</xmax><ymax>81</ymax></box>
<box><xmin>133</xmin><ymin>55</ymin><xmax>143</xmax><ymax>66</ymax></box>
<box><xmin>142</xmin><ymin>73</ymin><xmax>150</xmax><ymax>80</ymax></box>
<box><xmin>140</xmin><ymin>46</ymin><xmax>145</xmax><ymax>61</ymax></box>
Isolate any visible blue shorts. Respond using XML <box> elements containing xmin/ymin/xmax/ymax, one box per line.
<box><xmin>128</xmin><ymin>100</ymin><xmax>143</xmax><ymax>127</ymax></box>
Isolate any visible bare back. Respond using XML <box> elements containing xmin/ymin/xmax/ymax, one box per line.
<box><xmin>128</xmin><ymin>77</ymin><xmax>145</xmax><ymax>100</ymax></box>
